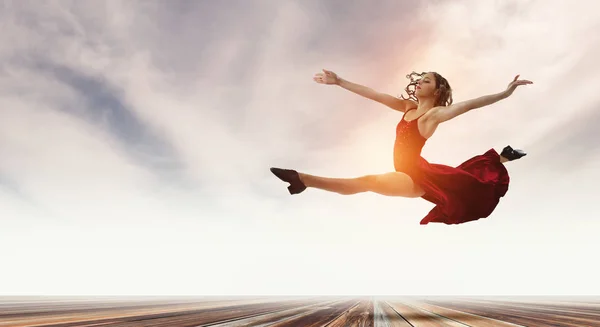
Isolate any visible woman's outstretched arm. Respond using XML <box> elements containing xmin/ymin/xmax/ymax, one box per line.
<box><xmin>314</xmin><ymin>69</ymin><xmax>416</xmax><ymax>112</ymax></box>
<box><xmin>432</xmin><ymin>74</ymin><xmax>533</xmax><ymax>124</ymax></box>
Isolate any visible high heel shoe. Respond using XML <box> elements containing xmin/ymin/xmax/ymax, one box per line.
<box><xmin>500</xmin><ymin>145</ymin><xmax>527</xmax><ymax>161</ymax></box>
<box><xmin>270</xmin><ymin>167</ymin><xmax>307</xmax><ymax>195</ymax></box>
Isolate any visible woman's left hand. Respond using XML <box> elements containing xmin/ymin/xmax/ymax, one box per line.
<box><xmin>505</xmin><ymin>74</ymin><xmax>533</xmax><ymax>96</ymax></box>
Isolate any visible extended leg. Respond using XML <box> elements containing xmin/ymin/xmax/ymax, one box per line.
<box><xmin>270</xmin><ymin>168</ymin><xmax>424</xmax><ymax>198</ymax></box>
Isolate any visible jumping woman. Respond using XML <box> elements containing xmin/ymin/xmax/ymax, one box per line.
<box><xmin>271</xmin><ymin>70</ymin><xmax>531</xmax><ymax>225</ymax></box>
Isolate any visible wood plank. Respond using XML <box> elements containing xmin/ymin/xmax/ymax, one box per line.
<box><xmin>326</xmin><ymin>300</ymin><xmax>373</xmax><ymax>327</ymax></box>
<box><xmin>453</xmin><ymin>298</ymin><xmax>600</xmax><ymax>319</ymax></box>
<box><xmin>373</xmin><ymin>301</ymin><xmax>412</xmax><ymax>327</ymax></box>
<box><xmin>406</xmin><ymin>301</ymin><xmax>523</xmax><ymax>327</ymax></box>
<box><xmin>0</xmin><ymin>299</ymin><xmax>315</xmax><ymax>327</ymax></box>
<box><xmin>99</xmin><ymin>300</ymin><xmax>324</xmax><ymax>327</ymax></box>
<box><xmin>266</xmin><ymin>300</ymin><xmax>358</xmax><ymax>327</ymax></box>
<box><xmin>205</xmin><ymin>299</ymin><xmax>342</xmax><ymax>327</ymax></box>
<box><xmin>386</xmin><ymin>302</ymin><xmax>466</xmax><ymax>327</ymax></box>
<box><xmin>427</xmin><ymin>299</ymin><xmax>600</xmax><ymax>327</ymax></box>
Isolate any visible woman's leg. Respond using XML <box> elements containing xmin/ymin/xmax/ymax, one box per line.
<box><xmin>300</xmin><ymin>172</ymin><xmax>424</xmax><ymax>197</ymax></box>
<box><xmin>271</xmin><ymin>166</ymin><xmax>424</xmax><ymax>197</ymax></box>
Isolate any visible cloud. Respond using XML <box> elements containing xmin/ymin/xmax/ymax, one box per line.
<box><xmin>525</xmin><ymin>102</ymin><xmax>600</xmax><ymax>171</ymax></box>
<box><xmin>31</xmin><ymin>59</ymin><xmax>183</xmax><ymax>175</ymax></box>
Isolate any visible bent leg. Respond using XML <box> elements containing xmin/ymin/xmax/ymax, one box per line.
<box><xmin>299</xmin><ymin>172</ymin><xmax>425</xmax><ymax>198</ymax></box>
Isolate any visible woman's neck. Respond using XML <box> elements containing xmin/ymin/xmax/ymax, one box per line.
<box><xmin>417</xmin><ymin>98</ymin><xmax>436</xmax><ymax>112</ymax></box>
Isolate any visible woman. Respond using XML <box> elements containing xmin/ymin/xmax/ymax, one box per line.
<box><xmin>271</xmin><ymin>70</ymin><xmax>531</xmax><ymax>225</ymax></box>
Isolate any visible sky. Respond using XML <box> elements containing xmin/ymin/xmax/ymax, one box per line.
<box><xmin>0</xmin><ymin>0</ymin><xmax>599</xmax><ymax>296</ymax></box>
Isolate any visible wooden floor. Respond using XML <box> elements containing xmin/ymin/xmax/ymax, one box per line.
<box><xmin>1</xmin><ymin>297</ymin><xmax>600</xmax><ymax>327</ymax></box>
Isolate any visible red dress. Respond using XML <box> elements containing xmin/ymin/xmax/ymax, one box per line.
<box><xmin>394</xmin><ymin>110</ymin><xmax>510</xmax><ymax>225</ymax></box>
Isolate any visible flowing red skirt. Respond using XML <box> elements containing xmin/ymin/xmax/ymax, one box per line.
<box><xmin>409</xmin><ymin>149</ymin><xmax>510</xmax><ymax>225</ymax></box>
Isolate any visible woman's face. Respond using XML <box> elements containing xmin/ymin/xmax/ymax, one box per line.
<box><xmin>415</xmin><ymin>72</ymin><xmax>437</xmax><ymax>99</ymax></box>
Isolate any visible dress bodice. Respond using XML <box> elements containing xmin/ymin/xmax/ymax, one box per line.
<box><xmin>393</xmin><ymin>111</ymin><xmax>427</xmax><ymax>172</ymax></box>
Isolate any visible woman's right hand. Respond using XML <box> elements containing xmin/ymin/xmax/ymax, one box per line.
<box><xmin>313</xmin><ymin>69</ymin><xmax>340</xmax><ymax>85</ymax></box>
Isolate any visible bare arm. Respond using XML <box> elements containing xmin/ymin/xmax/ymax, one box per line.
<box><xmin>431</xmin><ymin>74</ymin><xmax>533</xmax><ymax>124</ymax></box>
<box><xmin>431</xmin><ymin>91</ymin><xmax>509</xmax><ymax>123</ymax></box>
<box><xmin>314</xmin><ymin>69</ymin><xmax>416</xmax><ymax>112</ymax></box>
<box><xmin>337</xmin><ymin>78</ymin><xmax>415</xmax><ymax>112</ymax></box>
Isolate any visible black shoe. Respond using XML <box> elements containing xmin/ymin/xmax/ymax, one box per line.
<box><xmin>270</xmin><ymin>167</ymin><xmax>307</xmax><ymax>195</ymax></box>
<box><xmin>501</xmin><ymin>145</ymin><xmax>527</xmax><ymax>161</ymax></box>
